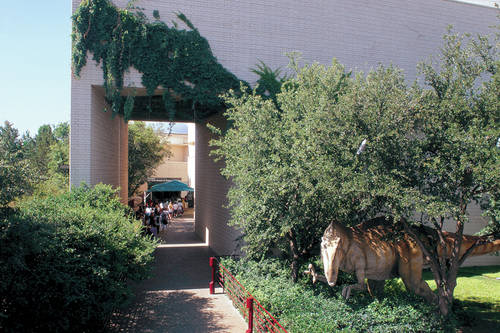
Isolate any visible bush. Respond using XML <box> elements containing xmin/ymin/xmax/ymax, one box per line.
<box><xmin>0</xmin><ymin>184</ymin><xmax>156</xmax><ymax>332</ymax></box>
<box><xmin>221</xmin><ymin>258</ymin><xmax>453</xmax><ymax>332</ymax></box>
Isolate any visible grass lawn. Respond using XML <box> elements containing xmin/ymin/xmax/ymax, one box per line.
<box><xmin>422</xmin><ymin>265</ymin><xmax>500</xmax><ymax>332</ymax></box>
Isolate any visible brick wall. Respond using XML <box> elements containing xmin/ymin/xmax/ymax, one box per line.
<box><xmin>81</xmin><ymin>0</ymin><xmax>497</xmax><ymax>85</ymax></box>
<box><xmin>195</xmin><ymin>114</ymin><xmax>242</xmax><ymax>255</ymax></box>
<box><xmin>119</xmin><ymin>118</ymin><xmax>128</xmax><ymax>201</ymax></box>
<box><xmin>70</xmin><ymin>77</ymin><xmax>91</xmax><ymax>187</ymax></box>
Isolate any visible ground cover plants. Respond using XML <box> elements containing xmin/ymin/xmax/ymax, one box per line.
<box><xmin>0</xmin><ymin>184</ymin><xmax>156</xmax><ymax>332</ymax></box>
<box><xmin>221</xmin><ymin>257</ymin><xmax>453</xmax><ymax>332</ymax></box>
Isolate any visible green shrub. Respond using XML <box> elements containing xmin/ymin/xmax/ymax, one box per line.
<box><xmin>0</xmin><ymin>184</ymin><xmax>156</xmax><ymax>332</ymax></box>
<box><xmin>221</xmin><ymin>258</ymin><xmax>452</xmax><ymax>332</ymax></box>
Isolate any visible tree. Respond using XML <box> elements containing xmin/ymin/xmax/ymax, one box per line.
<box><xmin>22</xmin><ymin>123</ymin><xmax>65</xmax><ymax>180</ymax></box>
<box><xmin>32</xmin><ymin>122</ymin><xmax>70</xmax><ymax>197</ymax></box>
<box><xmin>0</xmin><ymin>184</ymin><xmax>156</xmax><ymax>331</ymax></box>
<box><xmin>32</xmin><ymin>124</ymin><xmax>55</xmax><ymax>177</ymax></box>
<box><xmin>211</xmin><ymin>60</ymin><xmax>355</xmax><ymax>281</ymax></box>
<box><xmin>0</xmin><ymin>121</ymin><xmax>33</xmax><ymax>207</ymax></box>
<box><xmin>47</xmin><ymin>122</ymin><xmax>70</xmax><ymax>179</ymax></box>
<box><xmin>399</xmin><ymin>28</ymin><xmax>500</xmax><ymax>316</ymax></box>
<box><xmin>211</xmin><ymin>26</ymin><xmax>499</xmax><ymax>317</ymax></box>
<box><xmin>251</xmin><ymin>60</ymin><xmax>289</xmax><ymax>104</ymax></box>
<box><xmin>212</xmin><ymin>60</ymin><xmax>416</xmax><ymax>281</ymax></box>
<box><xmin>480</xmin><ymin>193</ymin><xmax>500</xmax><ymax>237</ymax></box>
<box><xmin>128</xmin><ymin>121</ymin><xmax>169</xmax><ymax>196</ymax></box>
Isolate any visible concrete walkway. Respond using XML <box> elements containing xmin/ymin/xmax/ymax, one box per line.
<box><xmin>111</xmin><ymin>210</ymin><xmax>247</xmax><ymax>332</ymax></box>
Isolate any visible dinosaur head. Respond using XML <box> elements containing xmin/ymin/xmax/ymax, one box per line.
<box><xmin>321</xmin><ymin>222</ymin><xmax>345</xmax><ymax>287</ymax></box>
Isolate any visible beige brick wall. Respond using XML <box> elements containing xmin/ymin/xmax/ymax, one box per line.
<box><xmin>73</xmin><ymin>0</ymin><xmax>498</xmax><ymax>85</ymax></box>
<box><xmin>119</xmin><ymin>118</ymin><xmax>128</xmax><ymax>201</ymax></box>
<box><xmin>118</xmin><ymin>0</ymin><xmax>497</xmax><ymax>83</ymax></box>
<box><xmin>70</xmin><ymin>79</ymin><xmax>91</xmax><ymax>187</ymax></box>
<box><xmin>195</xmin><ymin>114</ymin><xmax>242</xmax><ymax>256</ymax></box>
<box><xmin>70</xmin><ymin>83</ymin><xmax>128</xmax><ymax>201</ymax></box>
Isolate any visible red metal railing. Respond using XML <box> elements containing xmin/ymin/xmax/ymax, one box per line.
<box><xmin>210</xmin><ymin>257</ymin><xmax>288</xmax><ymax>333</ymax></box>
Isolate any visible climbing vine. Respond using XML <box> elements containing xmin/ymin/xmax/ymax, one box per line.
<box><xmin>72</xmin><ymin>0</ymin><xmax>244</xmax><ymax>121</ymax></box>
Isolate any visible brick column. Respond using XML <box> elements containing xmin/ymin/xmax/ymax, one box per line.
<box><xmin>119</xmin><ymin>119</ymin><xmax>128</xmax><ymax>203</ymax></box>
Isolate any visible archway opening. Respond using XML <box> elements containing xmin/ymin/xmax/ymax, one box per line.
<box><xmin>118</xmin><ymin>87</ymin><xmax>232</xmax><ymax>250</ymax></box>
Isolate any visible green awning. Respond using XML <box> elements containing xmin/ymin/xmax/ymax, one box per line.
<box><xmin>147</xmin><ymin>180</ymin><xmax>194</xmax><ymax>192</ymax></box>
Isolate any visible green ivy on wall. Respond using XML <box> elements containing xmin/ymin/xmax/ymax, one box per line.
<box><xmin>72</xmin><ymin>0</ymin><xmax>245</xmax><ymax>122</ymax></box>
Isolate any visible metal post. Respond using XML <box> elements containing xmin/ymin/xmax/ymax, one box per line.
<box><xmin>209</xmin><ymin>257</ymin><xmax>216</xmax><ymax>294</ymax></box>
<box><xmin>246</xmin><ymin>297</ymin><xmax>254</xmax><ymax>333</ymax></box>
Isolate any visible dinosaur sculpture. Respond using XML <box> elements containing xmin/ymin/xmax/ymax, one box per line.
<box><xmin>305</xmin><ymin>217</ymin><xmax>500</xmax><ymax>303</ymax></box>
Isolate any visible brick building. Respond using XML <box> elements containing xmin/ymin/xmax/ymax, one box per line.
<box><xmin>70</xmin><ymin>0</ymin><xmax>499</xmax><ymax>264</ymax></box>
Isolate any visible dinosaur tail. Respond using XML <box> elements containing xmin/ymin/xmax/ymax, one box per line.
<box><xmin>442</xmin><ymin>233</ymin><xmax>500</xmax><ymax>258</ymax></box>
<box><xmin>466</xmin><ymin>239</ymin><xmax>500</xmax><ymax>257</ymax></box>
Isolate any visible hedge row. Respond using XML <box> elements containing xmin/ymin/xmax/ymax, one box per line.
<box><xmin>221</xmin><ymin>258</ymin><xmax>453</xmax><ymax>333</ymax></box>
<box><xmin>0</xmin><ymin>185</ymin><xmax>156</xmax><ymax>332</ymax></box>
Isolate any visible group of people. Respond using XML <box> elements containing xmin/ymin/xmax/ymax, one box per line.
<box><xmin>137</xmin><ymin>199</ymin><xmax>187</xmax><ymax>238</ymax></box>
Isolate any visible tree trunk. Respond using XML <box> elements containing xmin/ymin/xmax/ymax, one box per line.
<box><xmin>437</xmin><ymin>285</ymin><xmax>453</xmax><ymax>317</ymax></box>
<box><xmin>401</xmin><ymin>217</ymin><xmax>459</xmax><ymax>317</ymax></box>
<box><xmin>291</xmin><ymin>258</ymin><xmax>299</xmax><ymax>283</ymax></box>
<box><xmin>288</xmin><ymin>229</ymin><xmax>300</xmax><ymax>282</ymax></box>
<box><xmin>433</xmin><ymin>215</ymin><xmax>466</xmax><ymax>317</ymax></box>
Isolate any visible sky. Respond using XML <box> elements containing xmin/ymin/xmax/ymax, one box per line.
<box><xmin>0</xmin><ymin>0</ymin><xmax>497</xmax><ymax>136</ymax></box>
<box><xmin>0</xmin><ymin>1</ymin><xmax>72</xmax><ymax>136</ymax></box>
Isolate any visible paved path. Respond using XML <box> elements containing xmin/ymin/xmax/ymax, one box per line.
<box><xmin>111</xmin><ymin>210</ymin><xmax>247</xmax><ymax>332</ymax></box>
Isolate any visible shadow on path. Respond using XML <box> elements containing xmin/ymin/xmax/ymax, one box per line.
<box><xmin>110</xmin><ymin>212</ymin><xmax>246</xmax><ymax>332</ymax></box>
<box><xmin>111</xmin><ymin>290</ymin><xmax>232</xmax><ymax>332</ymax></box>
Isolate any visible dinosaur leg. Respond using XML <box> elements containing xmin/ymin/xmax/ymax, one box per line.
<box><xmin>367</xmin><ymin>279</ymin><xmax>385</xmax><ymax>297</ymax></box>
<box><xmin>398</xmin><ymin>259</ymin><xmax>437</xmax><ymax>304</ymax></box>
<box><xmin>342</xmin><ymin>268</ymin><xmax>366</xmax><ymax>299</ymax></box>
